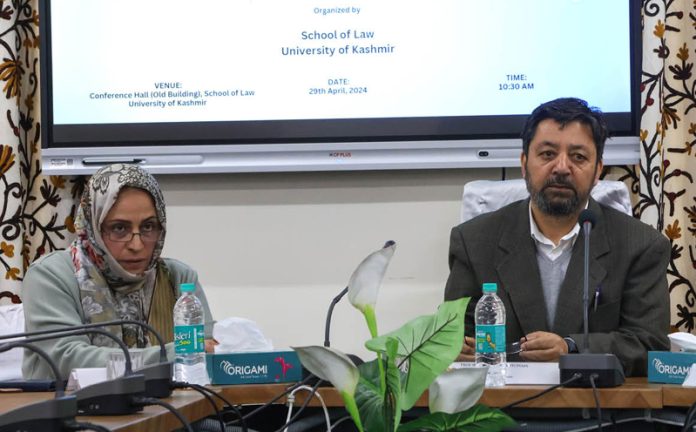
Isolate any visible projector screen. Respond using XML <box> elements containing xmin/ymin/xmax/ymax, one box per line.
<box><xmin>40</xmin><ymin>0</ymin><xmax>641</xmax><ymax>174</ymax></box>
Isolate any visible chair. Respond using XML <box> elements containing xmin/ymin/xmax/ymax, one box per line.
<box><xmin>0</xmin><ymin>303</ymin><xmax>24</xmax><ymax>380</ymax></box>
<box><xmin>460</xmin><ymin>179</ymin><xmax>632</xmax><ymax>223</ymax></box>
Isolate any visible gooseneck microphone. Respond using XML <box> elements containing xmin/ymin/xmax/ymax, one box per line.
<box><xmin>0</xmin><ymin>342</ymin><xmax>77</xmax><ymax>431</ymax></box>
<box><xmin>324</xmin><ymin>287</ymin><xmax>348</xmax><ymax>348</ymax></box>
<box><xmin>559</xmin><ymin>209</ymin><xmax>625</xmax><ymax>388</ymax></box>
<box><xmin>578</xmin><ymin>209</ymin><xmax>596</xmax><ymax>353</ymax></box>
<box><xmin>1</xmin><ymin>319</ymin><xmax>173</xmax><ymax>398</ymax></box>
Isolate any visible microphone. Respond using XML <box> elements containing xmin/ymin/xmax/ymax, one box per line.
<box><xmin>324</xmin><ymin>287</ymin><xmax>348</xmax><ymax>348</ymax></box>
<box><xmin>559</xmin><ymin>209</ymin><xmax>625</xmax><ymax>387</ymax></box>
<box><xmin>578</xmin><ymin>209</ymin><xmax>596</xmax><ymax>350</ymax></box>
<box><xmin>5</xmin><ymin>328</ymin><xmax>147</xmax><ymax>415</ymax></box>
<box><xmin>0</xmin><ymin>341</ymin><xmax>77</xmax><ymax>432</ymax></box>
<box><xmin>1</xmin><ymin>319</ymin><xmax>173</xmax><ymax>398</ymax></box>
<box><xmin>320</xmin><ymin>240</ymin><xmax>396</xmax><ymax>363</ymax></box>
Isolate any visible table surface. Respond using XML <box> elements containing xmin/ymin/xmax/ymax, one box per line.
<box><xmin>1</xmin><ymin>378</ymin><xmax>694</xmax><ymax>432</ymax></box>
<box><xmin>0</xmin><ymin>388</ymin><xmax>222</xmax><ymax>432</ymax></box>
<box><xmin>216</xmin><ymin>377</ymin><xmax>693</xmax><ymax>410</ymax></box>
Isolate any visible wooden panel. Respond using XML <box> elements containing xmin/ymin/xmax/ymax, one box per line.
<box><xmin>0</xmin><ymin>378</ymin><xmax>672</xmax><ymax>432</ymax></box>
<box><xmin>218</xmin><ymin>378</ymin><xmax>663</xmax><ymax>409</ymax></box>
<box><xmin>662</xmin><ymin>384</ymin><xmax>696</xmax><ymax>407</ymax></box>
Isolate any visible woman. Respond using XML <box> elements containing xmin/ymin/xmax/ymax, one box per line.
<box><xmin>22</xmin><ymin>163</ymin><xmax>215</xmax><ymax>380</ymax></box>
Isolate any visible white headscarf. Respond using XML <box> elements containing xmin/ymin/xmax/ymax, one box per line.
<box><xmin>70</xmin><ymin>163</ymin><xmax>167</xmax><ymax>348</ymax></box>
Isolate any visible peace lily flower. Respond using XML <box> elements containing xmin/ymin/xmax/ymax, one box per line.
<box><xmin>347</xmin><ymin>240</ymin><xmax>396</xmax><ymax>338</ymax></box>
<box><xmin>429</xmin><ymin>366</ymin><xmax>488</xmax><ymax>414</ymax></box>
<box><xmin>294</xmin><ymin>244</ymin><xmax>515</xmax><ymax>432</ymax></box>
<box><xmin>293</xmin><ymin>345</ymin><xmax>364</xmax><ymax>432</ymax></box>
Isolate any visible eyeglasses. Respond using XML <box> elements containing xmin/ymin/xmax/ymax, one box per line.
<box><xmin>101</xmin><ymin>221</ymin><xmax>162</xmax><ymax>243</ymax></box>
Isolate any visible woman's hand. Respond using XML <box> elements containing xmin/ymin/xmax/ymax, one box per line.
<box><xmin>205</xmin><ymin>338</ymin><xmax>219</xmax><ymax>353</ymax></box>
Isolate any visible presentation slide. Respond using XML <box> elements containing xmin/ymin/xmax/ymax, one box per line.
<box><xmin>50</xmin><ymin>0</ymin><xmax>631</xmax><ymax>125</ymax></box>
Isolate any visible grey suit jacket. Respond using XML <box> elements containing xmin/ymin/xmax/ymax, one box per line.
<box><xmin>444</xmin><ymin>198</ymin><xmax>670</xmax><ymax>376</ymax></box>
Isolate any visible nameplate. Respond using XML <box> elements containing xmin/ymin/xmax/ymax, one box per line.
<box><xmin>450</xmin><ymin>361</ymin><xmax>559</xmax><ymax>385</ymax></box>
<box><xmin>504</xmin><ymin>362</ymin><xmax>559</xmax><ymax>385</ymax></box>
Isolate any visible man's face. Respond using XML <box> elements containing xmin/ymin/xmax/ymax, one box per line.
<box><xmin>521</xmin><ymin>119</ymin><xmax>603</xmax><ymax>217</ymax></box>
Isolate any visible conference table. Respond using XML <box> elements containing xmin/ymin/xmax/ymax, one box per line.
<box><xmin>0</xmin><ymin>378</ymin><xmax>694</xmax><ymax>431</ymax></box>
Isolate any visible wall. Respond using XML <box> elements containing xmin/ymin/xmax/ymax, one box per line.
<box><xmin>159</xmin><ymin>167</ymin><xmax>514</xmax><ymax>359</ymax></box>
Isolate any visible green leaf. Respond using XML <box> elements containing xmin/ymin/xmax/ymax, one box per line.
<box><xmin>354</xmin><ymin>338</ymin><xmax>403</xmax><ymax>432</ymax></box>
<box><xmin>366</xmin><ymin>297</ymin><xmax>470</xmax><ymax>410</ymax></box>
<box><xmin>429</xmin><ymin>366</ymin><xmax>487</xmax><ymax>414</ymax></box>
<box><xmin>397</xmin><ymin>404</ymin><xmax>516</xmax><ymax>432</ymax></box>
<box><xmin>384</xmin><ymin>337</ymin><xmax>403</xmax><ymax>431</ymax></box>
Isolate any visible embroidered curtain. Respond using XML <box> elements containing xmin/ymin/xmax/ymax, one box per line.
<box><xmin>0</xmin><ymin>1</ymin><xmax>79</xmax><ymax>304</ymax></box>
<box><xmin>639</xmin><ymin>0</ymin><xmax>696</xmax><ymax>332</ymax></box>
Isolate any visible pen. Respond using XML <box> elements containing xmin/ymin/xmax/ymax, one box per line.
<box><xmin>593</xmin><ymin>284</ymin><xmax>601</xmax><ymax>312</ymax></box>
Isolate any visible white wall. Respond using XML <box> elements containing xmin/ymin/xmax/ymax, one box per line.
<box><xmin>159</xmin><ymin>167</ymin><xmax>516</xmax><ymax>359</ymax></box>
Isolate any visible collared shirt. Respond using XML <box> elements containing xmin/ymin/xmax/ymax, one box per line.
<box><xmin>528</xmin><ymin>203</ymin><xmax>584</xmax><ymax>261</ymax></box>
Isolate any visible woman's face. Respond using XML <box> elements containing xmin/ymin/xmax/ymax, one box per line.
<box><xmin>101</xmin><ymin>187</ymin><xmax>160</xmax><ymax>275</ymax></box>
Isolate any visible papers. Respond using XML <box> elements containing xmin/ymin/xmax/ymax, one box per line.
<box><xmin>66</xmin><ymin>368</ymin><xmax>107</xmax><ymax>391</ymax></box>
<box><xmin>450</xmin><ymin>362</ymin><xmax>560</xmax><ymax>385</ymax></box>
<box><xmin>682</xmin><ymin>364</ymin><xmax>696</xmax><ymax>387</ymax></box>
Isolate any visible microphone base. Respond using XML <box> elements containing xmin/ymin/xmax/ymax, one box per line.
<box><xmin>0</xmin><ymin>395</ymin><xmax>76</xmax><ymax>432</ymax></box>
<box><xmin>75</xmin><ymin>373</ymin><xmax>146</xmax><ymax>415</ymax></box>
<box><xmin>140</xmin><ymin>362</ymin><xmax>174</xmax><ymax>398</ymax></box>
<box><xmin>559</xmin><ymin>353</ymin><xmax>625</xmax><ymax>388</ymax></box>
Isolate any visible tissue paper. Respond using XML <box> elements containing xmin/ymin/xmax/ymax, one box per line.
<box><xmin>668</xmin><ymin>332</ymin><xmax>696</xmax><ymax>352</ymax></box>
<box><xmin>213</xmin><ymin>317</ymin><xmax>273</xmax><ymax>353</ymax></box>
<box><xmin>207</xmin><ymin>317</ymin><xmax>302</xmax><ymax>384</ymax></box>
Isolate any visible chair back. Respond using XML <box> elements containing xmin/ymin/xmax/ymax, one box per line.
<box><xmin>0</xmin><ymin>303</ymin><xmax>24</xmax><ymax>380</ymax></box>
<box><xmin>460</xmin><ymin>179</ymin><xmax>632</xmax><ymax>223</ymax></box>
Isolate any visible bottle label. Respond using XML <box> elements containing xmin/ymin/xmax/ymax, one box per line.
<box><xmin>174</xmin><ymin>324</ymin><xmax>205</xmax><ymax>354</ymax></box>
<box><xmin>475</xmin><ymin>324</ymin><xmax>505</xmax><ymax>353</ymax></box>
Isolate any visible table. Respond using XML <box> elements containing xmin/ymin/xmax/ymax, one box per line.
<box><xmin>0</xmin><ymin>388</ymin><xmax>221</xmax><ymax>432</ymax></box>
<box><xmin>1</xmin><ymin>379</ymin><xmax>694</xmax><ymax>432</ymax></box>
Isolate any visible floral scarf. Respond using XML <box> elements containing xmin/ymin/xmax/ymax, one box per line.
<box><xmin>70</xmin><ymin>163</ymin><xmax>167</xmax><ymax>348</ymax></box>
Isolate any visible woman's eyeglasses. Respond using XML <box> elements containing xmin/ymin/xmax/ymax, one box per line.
<box><xmin>101</xmin><ymin>222</ymin><xmax>162</xmax><ymax>243</ymax></box>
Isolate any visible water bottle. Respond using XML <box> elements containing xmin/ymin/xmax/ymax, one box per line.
<box><xmin>475</xmin><ymin>282</ymin><xmax>506</xmax><ymax>387</ymax></box>
<box><xmin>173</xmin><ymin>282</ymin><xmax>210</xmax><ymax>385</ymax></box>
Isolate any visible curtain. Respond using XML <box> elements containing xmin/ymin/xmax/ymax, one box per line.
<box><xmin>0</xmin><ymin>0</ymin><xmax>78</xmax><ymax>304</ymax></box>
<box><xmin>639</xmin><ymin>0</ymin><xmax>696</xmax><ymax>333</ymax></box>
<box><xmin>2</xmin><ymin>0</ymin><xmax>695</xmax><ymax>334</ymax></box>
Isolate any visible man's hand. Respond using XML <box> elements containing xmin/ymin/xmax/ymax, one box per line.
<box><xmin>456</xmin><ymin>336</ymin><xmax>476</xmax><ymax>362</ymax></box>
<box><xmin>519</xmin><ymin>331</ymin><xmax>568</xmax><ymax>362</ymax></box>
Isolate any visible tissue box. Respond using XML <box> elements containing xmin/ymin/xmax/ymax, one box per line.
<box><xmin>648</xmin><ymin>351</ymin><xmax>696</xmax><ymax>384</ymax></box>
<box><xmin>206</xmin><ymin>350</ymin><xmax>303</xmax><ymax>385</ymax></box>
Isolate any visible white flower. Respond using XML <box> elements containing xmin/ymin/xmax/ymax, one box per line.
<box><xmin>293</xmin><ymin>345</ymin><xmax>359</xmax><ymax>395</ymax></box>
<box><xmin>347</xmin><ymin>241</ymin><xmax>396</xmax><ymax>312</ymax></box>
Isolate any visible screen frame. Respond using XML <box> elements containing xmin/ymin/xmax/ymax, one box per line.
<box><xmin>39</xmin><ymin>0</ymin><xmax>642</xmax><ymax>175</ymax></box>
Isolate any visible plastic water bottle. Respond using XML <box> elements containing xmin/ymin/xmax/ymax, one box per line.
<box><xmin>173</xmin><ymin>282</ymin><xmax>210</xmax><ymax>385</ymax></box>
<box><xmin>475</xmin><ymin>282</ymin><xmax>506</xmax><ymax>387</ymax></box>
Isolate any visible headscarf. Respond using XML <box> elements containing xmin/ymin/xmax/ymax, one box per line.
<box><xmin>70</xmin><ymin>163</ymin><xmax>168</xmax><ymax>348</ymax></box>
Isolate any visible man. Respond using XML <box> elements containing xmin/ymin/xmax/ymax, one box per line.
<box><xmin>444</xmin><ymin>97</ymin><xmax>670</xmax><ymax>376</ymax></box>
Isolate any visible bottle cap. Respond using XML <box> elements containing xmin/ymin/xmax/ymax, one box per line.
<box><xmin>482</xmin><ymin>282</ymin><xmax>497</xmax><ymax>293</ymax></box>
<box><xmin>180</xmin><ymin>283</ymin><xmax>196</xmax><ymax>292</ymax></box>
